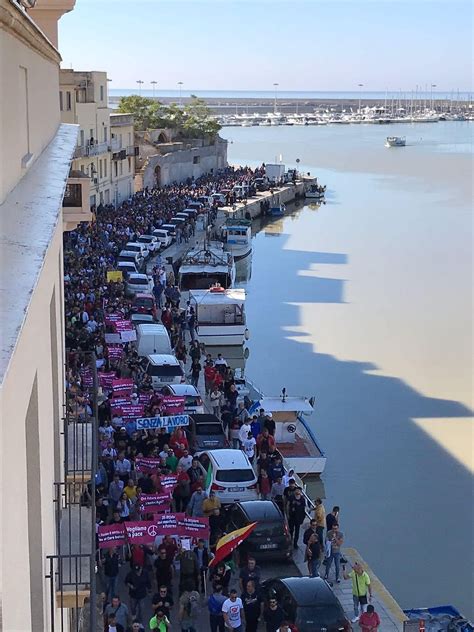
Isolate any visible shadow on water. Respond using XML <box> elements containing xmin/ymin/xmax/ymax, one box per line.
<box><xmin>243</xmin><ymin>231</ymin><xmax>473</xmax><ymax>618</ymax></box>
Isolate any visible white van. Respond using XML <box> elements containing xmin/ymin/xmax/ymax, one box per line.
<box><xmin>199</xmin><ymin>449</ymin><xmax>258</xmax><ymax>504</ymax></box>
<box><xmin>153</xmin><ymin>228</ymin><xmax>172</xmax><ymax>248</ymax></box>
<box><xmin>136</xmin><ymin>324</ymin><xmax>172</xmax><ymax>357</ymax></box>
<box><xmin>145</xmin><ymin>354</ymin><xmax>185</xmax><ymax>388</ymax></box>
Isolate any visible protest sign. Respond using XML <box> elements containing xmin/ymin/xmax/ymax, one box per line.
<box><xmin>111</xmin><ymin>378</ymin><xmax>134</xmax><ymax>396</ymax></box>
<box><xmin>160</xmin><ymin>474</ymin><xmax>178</xmax><ymax>494</ymax></box>
<box><xmin>178</xmin><ymin>516</ymin><xmax>210</xmax><ymax>540</ymax></box>
<box><xmin>136</xmin><ymin>414</ymin><xmax>189</xmax><ymax>431</ymax></box>
<box><xmin>104</xmin><ymin>333</ymin><xmax>122</xmax><ymax>344</ymax></box>
<box><xmin>114</xmin><ymin>404</ymin><xmax>144</xmax><ymax>421</ymax></box>
<box><xmin>152</xmin><ymin>512</ymin><xmax>185</xmax><ymax>536</ymax></box>
<box><xmin>124</xmin><ymin>521</ymin><xmax>157</xmax><ymax>545</ymax></box>
<box><xmin>114</xmin><ymin>320</ymin><xmax>133</xmax><ymax>332</ymax></box>
<box><xmin>107</xmin><ymin>270</ymin><xmax>123</xmax><ymax>282</ymax></box>
<box><xmin>120</xmin><ymin>329</ymin><xmax>137</xmax><ymax>343</ymax></box>
<box><xmin>98</xmin><ymin>371</ymin><xmax>116</xmax><ymax>388</ymax></box>
<box><xmin>139</xmin><ymin>493</ymin><xmax>171</xmax><ymax>514</ymax></box>
<box><xmin>161</xmin><ymin>396</ymin><xmax>185</xmax><ymax>415</ymax></box>
<box><xmin>135</xmin><ymin>457</ymin><xmax>161</xmax><ymax>474</ymax></box>
<box><xmin>107</xmin><ymin>346</ymin><xmax>124</xmax><ymax>361</ymax></box>
<box><xmin>98</xmin><ymin>523</ymin><xmax>126</xmax><ymax>548</ymax></box>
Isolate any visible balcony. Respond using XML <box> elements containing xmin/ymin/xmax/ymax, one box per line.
<box><xmin>62</xmin><ymin>172</ymin><xmax>92</xmax><ymax>230</ymax></box>
<box><xmin>109</xmin><ymin>137</ymin><xmax>122</xmax><ymax>152</ymax></box>
<box><xmin>73</xmin><ymin>141</ymin><xmax>109</xmax><ymax>159</ymax></box>
<box><xmin>127</xmin><ymin>145</ymin><xmax>139</xmax><ymax>156</ymax></box>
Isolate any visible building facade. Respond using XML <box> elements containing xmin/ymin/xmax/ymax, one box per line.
<box><xmin>60</xmin><ymin>70</ymin><xmax>136</xmax><ymax>208</ymax></box>
<box><xmin>0</xmin><ymin>1</ymin><xmax>90</xmax><ymax>630</ymax></box>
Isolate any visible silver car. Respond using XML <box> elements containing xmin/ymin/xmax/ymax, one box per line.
<box><xmin>125</xmin><ymin>273</ymin><xmax>153</xmax><ymax>297</ymax></box>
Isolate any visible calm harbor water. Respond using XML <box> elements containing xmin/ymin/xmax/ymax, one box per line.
<box><xmin>222</xmin><ymin>122</ymin><xmax>473</xmax><ymax>617</ymax></box>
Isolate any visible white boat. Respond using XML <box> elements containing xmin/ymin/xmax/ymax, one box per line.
<box><xmin>385</xmin><ymin>136</ymin><xmax>406</xmax><ymax>147</ymax></box>
<box><xmin>305</xmin><ymin>182</ymin><xmax>326</xmax><ymax>199</ymax></box>
<box><xmin>248</xmin><ymin>388</ymin><xmax>326</xmax><ymax>476</ymax></box>
<box><xmin>179</xmin><ymin>243</ymin><xmax>236</xmax><ymax>292</ymax></box>
<box><xmin>221</xmin><ymin>219</ymin><xmax>252</xmax><ymax>260</ymax></box>
<box><xmin>189</xmin><ymin>286</ymin><xmax>249</xmax><ymax>346</ymax></box>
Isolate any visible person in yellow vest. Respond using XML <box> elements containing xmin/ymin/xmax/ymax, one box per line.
<box><xmin>312</xmin><ymin>497</ymin><xmax>326</xmax><ymax>545</ymax></box>
<box><xmin>202</xmin><ymin>490</ymin><xmax>222</xmax><ymax>517</ymax></box>
<box><xmin>343</xmin><ymin>561</ymin><xmax>373</xmax><ymax>623</ymax></box>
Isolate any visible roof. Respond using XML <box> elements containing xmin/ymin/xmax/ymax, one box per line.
<box><xmin>207</xmin><ymin>449</ymin><xmax>252</xmax><ymax>468</ymax></box>
<box><xmin>180</xmin><ymin>264</ymin><xmax>229</xmax><ymax>275</ymax></box>
<box><xmin>239</xmin><ymin>500</ymin><xmax>282</xmax><ymax>521</ymax></box>
<box><xmin>147</xmin><ymin>354</ymin><xmax>180</xmax><ymax>365</ymax></box>
<box><xmin>190</xmin><ymin>288</ymin><xmax>245</xmax><ymax>305</ymax></box>
<box><xmin>260</xmin><ymin>396</ymin><xmax>314</xmax><ymax>413</ymax></box>
<box><xmin>127</xmin><ymin>274</ymin><xmax>148</xmax><ymax>281</ymax></box>
<box><xmin>137</xmin><ymin>324</ymin><xmax>168</xmax><ymax>334</ymax></box>
<box><xmin>167</xmin><ymin>384</ymin><xmax>201</xmax><ymax>397</ymax></box>
<box><xmin>134</xmin><ymin>293</ymin><xmax>154</xmax><ymax>299</ymax></box>
<box><xmin>279</xmin><ymin>577</ymin><xmax>335</xmax><ymax>604</ymax></box>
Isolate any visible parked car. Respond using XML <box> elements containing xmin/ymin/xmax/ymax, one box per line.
<box><xmin>197</xmin><ymin>449</ymin><xmax>258</xmax><ymax>504</ymax></box>
<box><xmin>153</xmin><ymin>228</ymin><xmax>173</xmax><ymax>247</ymax></box>
<box><xmin>144</xmin><ymin>354</ymin><xmax>185</xmax><ymax>388</ymax></box>
<box><xmin>118</xmin><ymin>250</ymin><xmax>144</xmax><ymax>272</ymax></box>
<box><xmin>131</xmin><ymin>293</ymin><xmax>157</xmax><ymax>319</ymax></box>
<box><xmin>209</xmin><ymin>193</ymin><xmax>226</xmax><ymax>207</ymax></box>
<box><xmin>126</xmin><ymin>241</ymin><xmax>150</xmax><ymax>260</ymax></box>
<box><xmin>136</xmin><ymin>324</ymin><xmax>172</xmax><ymax>356</ymax></box>
<box><xmin>138</xmin><ymin>234</ymin><xmax>160</xmax><ymax>253</ymax></box>
<box><xmin>117</xmin><ymin>261</ymin><xmax>138</xmax><ymax>278</ymax></box>
<box><xmin>130</xmin><ymin>313</ymin><xmax>155</xmax><ymax>326</ymax></box>
<box><xmin>161</xmin><ymin>224</ymin><xmax>177</xmax><ymax>238</ymax></box>
<box><xmin>225</xmin><ymin>500</ymin><xmax>292</xmax><ymax>562</ymax></box>
<box><xmin>160</xmin><ymin>384</ymin><xmax>205</xmax><ymax>414</ymax></box>
<box><xmin>260</xmin><ymin>577</ymin><xmax>351</xmax><ymax>632</ymax></box>
<box><xmin>188</xmin><ymin>413</ymin><xmax>228</xmax><ymax>451</ymax></box>
<box><xmin>125</xmin><ymin>273</ymin><xmax>153</xmax><ymax>297</ymax></box>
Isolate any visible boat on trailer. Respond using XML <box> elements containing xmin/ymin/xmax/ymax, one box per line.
<box><xmin>189</xmin><ymin>285</ymin><xmax>249</xmax><ymax>346</ymax></box>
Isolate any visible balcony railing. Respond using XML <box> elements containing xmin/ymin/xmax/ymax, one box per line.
<box><xmin>73</xmin><ymin>141</ymin><xmax>109</xmax><ymax>159</ymax></box>
<box><xmin>109</xmin><ymin>137</ymin><xmax>122</xmax><ymax>152</ymax></box>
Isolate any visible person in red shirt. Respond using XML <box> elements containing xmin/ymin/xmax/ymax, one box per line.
<box><xmin>359</xmin><ymin>605</ymin><xmax>380</xmax><ymax>632</ymax></box>
<box><xmin>204</xmin><ymin>362</ymin><xmax>217</xmax><ymax>396</ymax></box>
<box><xmin>256</xmin><ymin>428</ymin><xmax>276</xmax><ymax>453</ymax></box>
<box><xmin>213</xmin><ymin>371</ymin><xmax>224</xmax><ymax>391</ymax></box>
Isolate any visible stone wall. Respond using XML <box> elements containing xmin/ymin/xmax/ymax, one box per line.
<box><xmin>142</xmin><ymin>137</ymin><xmax>228</xmax><ymax>188</ymax></box>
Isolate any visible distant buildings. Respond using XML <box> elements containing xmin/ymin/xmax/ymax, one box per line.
<box><xmin>60</xmin><ymin>69</ymin><xmax>136</xmax><ymax>208</ymax></box>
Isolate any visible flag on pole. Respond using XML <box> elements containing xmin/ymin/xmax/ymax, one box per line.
<box><xmin>209</xmin><ymin>522</ymin><xmax>258</xmax><ymax>568</ymax></box>
<box><xmin>205</xmin><ymin>462</ymin><xmax>212</xmax><ymax>491</ymax></box>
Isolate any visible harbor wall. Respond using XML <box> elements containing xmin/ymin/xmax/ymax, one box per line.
<box><xmin>224</xmin><ymin>181</ymin><xmax>306</xmax><ymax>220</ymax></box>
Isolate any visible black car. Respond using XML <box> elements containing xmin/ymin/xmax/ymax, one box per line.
<box><xmin>261</xmin><ymin>577</ymin><xmax>351</xmax><ymax>632</ymax></box>
<box><xmin>188</xmin><ymin>413</ymin><xmax>228</xmax><ymax>452</ymax></box>
<box><xmin>226</xmin><ymin>500</ymin><xmax>292</xmax><ymax>562</ymax></box>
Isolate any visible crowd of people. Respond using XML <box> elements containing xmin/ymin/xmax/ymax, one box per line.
<box><xmin>64</xmin><ymin>168</ymin><xmax>380</xmax><ymax>631</ymax></box>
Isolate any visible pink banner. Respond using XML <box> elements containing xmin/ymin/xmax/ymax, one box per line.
<box><xmin>160</xmin><ymin>474</ymin><xmax>178</xmax><ymax>494</ymax></box>
<box><xmin>135</xmin><ymin>457</ymin><xmax>161</xmax><ymax>473</ymax></box>
<box><xmin>178</xmin><ymin>516</ymin><xmax>210</xmax><ymax>539</ymax></box>
<box><xmin>124</xmin><ymin>521</ymin><xmax>157</xmax><ymax>545</ymax></box>
<box><xmin>153</xmin><ymin>512</ymin><xmax>185</xmax><ymax>536</ymax></box>
<box><xmin>139</xmin><ymin>493</ymin><xmax>171</xmax><ymax>514</ymax></box>
<box><xmin>98</xmin><ymin>371</ymin><xmax>116</xmax><ymax>388</ymax></box>
<box><xmin>114</xmin><ymin>320</ymin><xmax>133</xmax><ymax>332</ymax></box>
<box><xmin>107</xmin><ymin>345</ymin><xmax>124</xmax><ymax>361</ymax></box>
<box><xmin>105</xmin><ymin>313</ymin><xmax>122</xmax><ymax>325</ymax></box>
<box><xmin>139</xmin><ymin>393</ymin><xmax>151</xmax><ymax>405</ymax></box>
<box><xmin>161</xmin><ymin>396</ymin><xmax>186</xmax><ymax>415</ymax></box>
<box><xmin>98</xmin><ymin>523</ymin><xmax>126</xmax><ymax>549</ymax></box>
<box><xmin>111</xmin><ymin>378</ymin><xmax>134</xmax><ymax>396</ymax></box>
<box><xmin>111</xmin><ymin>403</ymin><xmax>145</xmax><ymax>420</ymax></box>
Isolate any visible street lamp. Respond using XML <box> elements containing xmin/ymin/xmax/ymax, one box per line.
<box><xmin>273</xmin><ymin>82</ymin><xmax>279</xmax><ymax>115</ymax></box>
<box><xmin>151</xmin><ymin>81</ymin><xmax>157</xmax><ymax>98</ymax></box>
<box><xmin>358</xmin><ymin>83</ymin><xmax>364</xmax><ymax>115</ymax></box>
<box><xmin>178</xmin><ymin>81</ymin><xmax>183</xmax><ymax>107</ymax></box>
<box><xmin>430</xmin><ymin>83</ymin><xmax>437</xmax><ymax>111</ymax></box>
<box><xmin>136</xmin><ymin>79</ymin><xmax>144</xmax><ymax>95</ymax></box>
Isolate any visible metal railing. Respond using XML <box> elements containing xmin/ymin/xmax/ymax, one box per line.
<box><xmin>73</xmin><ymin>142</ymin><xmax>109</xmax><ymax>159</ymax></box>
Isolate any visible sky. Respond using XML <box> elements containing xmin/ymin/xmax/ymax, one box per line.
<box><xmin>59</xmin><ymin>0</ymin><xmax>473</xmax><ymax>92</ymax></box>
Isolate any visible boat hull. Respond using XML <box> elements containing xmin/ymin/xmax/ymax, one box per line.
<box><xmin>281</xmin><ymin>455</ymin><xmax>327</xmax><ymax>476</ymax></box>
<box><xmin>226</xmin><ymin>244</ymin><xmax>252</xmax><ymax>261</ymax></box>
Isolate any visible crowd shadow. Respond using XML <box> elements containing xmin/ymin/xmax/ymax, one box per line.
<box><xmin>244</xmin><ymin>232</ymin><xmax>473</xmax><ymax>619</ymax></box>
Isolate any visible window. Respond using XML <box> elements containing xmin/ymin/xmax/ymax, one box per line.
<box><xmin>193</xmin><ymin>156</ymin><xmax>200</xmax><ymax>164</ymax></box>
<box><xmin>99</xmin><ymin>159</ymin><xmax>103</xmax><ymax>179</ymax></box>
<box><xmin>114</xmin><ymin>162</ymin><xmax>118</xmax><ymax>177</ymax></box>
<box><xmin>128</xmin><ymin>157</ymin><xmax>131</xmax><ymax>172</ymax></box>
<box><xmin>100</xmin><ymin>85</ymin><xmax>104</xmax><ymax>101</ymax></box>
<box><xmin>104</xmin><ymin>160</ymin><xmax>107</xmax><ymax>178</ymax></box>
<box><xmin>128</xmin><ymin>132</ymin><xmax>132</xmax><ymax>145</ymax></box>
<box><xmin>66</xmin><ymin>91</ymin><xmax>72</xmax><ymax>110</ymax></box>
<box><xmin>80</xmin><ymin>129</ymin><xmax>84</xmax><ymax>146</ymax></box>
<box><xmin>59</xmin><ymin>91</ymin><xmax>63</xmax><ymax>111</ymax></box>
<box><xmin>103</xmin><ymin>126</ymin><xmax>108</xmax><ymax>142</ymax></box>
<box><xmin>215</xmin><ymin>469</ymin><xmax>255</xmax><ymax>483</ymax></box>
<box><xmin>120</xmin><ymin>161</ymin><xmax>123</xmax><ymax>176</ymax></box>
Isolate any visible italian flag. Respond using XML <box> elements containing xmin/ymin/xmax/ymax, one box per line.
<box><xmin>209</xmin><ymin>522</ymin><xmax>258</xmax><ymax>567</ymax></box>
<box><xmin>205</xmin><ymin>462</ymin><xmax>212</xmax><ymax>491</ymax></box>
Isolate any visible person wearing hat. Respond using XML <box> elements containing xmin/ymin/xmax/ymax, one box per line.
<box><xmin>264</xmin><ymin>412</ymin><xmax>275</xmax><ymax>436</ymax></box>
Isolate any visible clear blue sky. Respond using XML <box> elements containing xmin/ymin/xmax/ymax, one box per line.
<box><xmin>59</xmin><ymin>0</ymin><xmax>473</xmax><ymax>91</ymax></box>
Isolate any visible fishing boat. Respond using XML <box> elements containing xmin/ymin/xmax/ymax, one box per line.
<box><xmin>385</xmin><ymin>136</ymin><xmax>406</xmax><ymax>147</ymax></box>
<box><xmin>245</xmin><ymin>386</ymin><xmax>326</xmax><ymax>476</ymax></box>
<box><xmin>221</xmin><ymin>219</ymin><xmax>252</xmax><ymax>260</ymax></box>
<box><xmin>305</xmin><ymin>183</ymin><xmax>326</xmax><ymax>199</ymax></box>
<box><xmin>267</xmin><ymin>204</ymin><xmax>286</xmax><ymax>217</ymax></box>
<box><xmin>404</xmin><ymin>605</ymin><xmax>473</xmax><ymax>632</ymax></box>
<box><xmin>189</xmin><ymin>285</ymin><xmax>249</xmax><ymax>346</ymax></box>
<box><xmin>179</xmin><ymin>243</ymin><xmax>235</xmax><ymax>292</ymax></box>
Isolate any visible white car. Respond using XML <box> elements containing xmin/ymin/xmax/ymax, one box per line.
<box><xmin>161</xmin><ymin>384</ymin><xmax>204</xmax><ymax>414</ymax></box>
<box><xmin>152</xmin><ymin>228</ymin><xmax>173</xmax><ymax>248</ymax></box>
<box><xmin>125</xmin><ymin>273</ymin><xmax>153</xmax><ymax>297</ymax></box>
<box><xmin>144</xmin><ymin>354</ymin><xmax>185</xmax><ymax>388</ymax></box>
<box><xmin>126</xmin><ymin>241</ymin><xmax>150</xmax><ymax>260</ymax></box>
<box><xmin>198</xmin><ymin>449</ymin><xmax>258</xmax><ymax>504</ymax></box>
<box><xmin>138</xmin><ymin>234</ymin><xmax>160</xmax><ymax>253</ymax></box>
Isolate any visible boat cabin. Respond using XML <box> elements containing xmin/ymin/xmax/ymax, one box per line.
<box><xmin>179</xmin><ymin>247</ymin><xmax>235</xmax><ymax>291</ymax></box>
<box><xmin>189</xmin><ymin>286</ymin><xmax>248</xmax><ymax>346</ymax></box>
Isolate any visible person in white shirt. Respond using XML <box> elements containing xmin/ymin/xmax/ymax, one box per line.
<box><xmin>222</xmin><ymin>589</ymin><xmax>244</xmax><ymax>631</ymax></box>
<box><xmin>282</xmin><ymin>468</ymin><xmax>296</xmax><ymax>489</ymax></box>
<box><xmin>178</xmin><ymin>449</ymin><xmax>193</xmax><ymax>471</ymax></box>
<box><xmin>115</xmin><ymin>453</ymin><xmax>131</xmax><ymax>481</ymax></box>
<box><xmin>238</xmin><ymin>421</ymin><xmax>252</xmax><ymax>447</ymax></box>
<box><xmin>242</xmin><ymin>431</ymin><xmax>256</xmax><ymax>463</ymax></box>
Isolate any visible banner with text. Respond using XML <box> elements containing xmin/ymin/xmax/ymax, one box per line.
<box><xmin>136</xmin><ymin>414</ymin><xmax>189</xmax><ymax>431</ymax></box>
